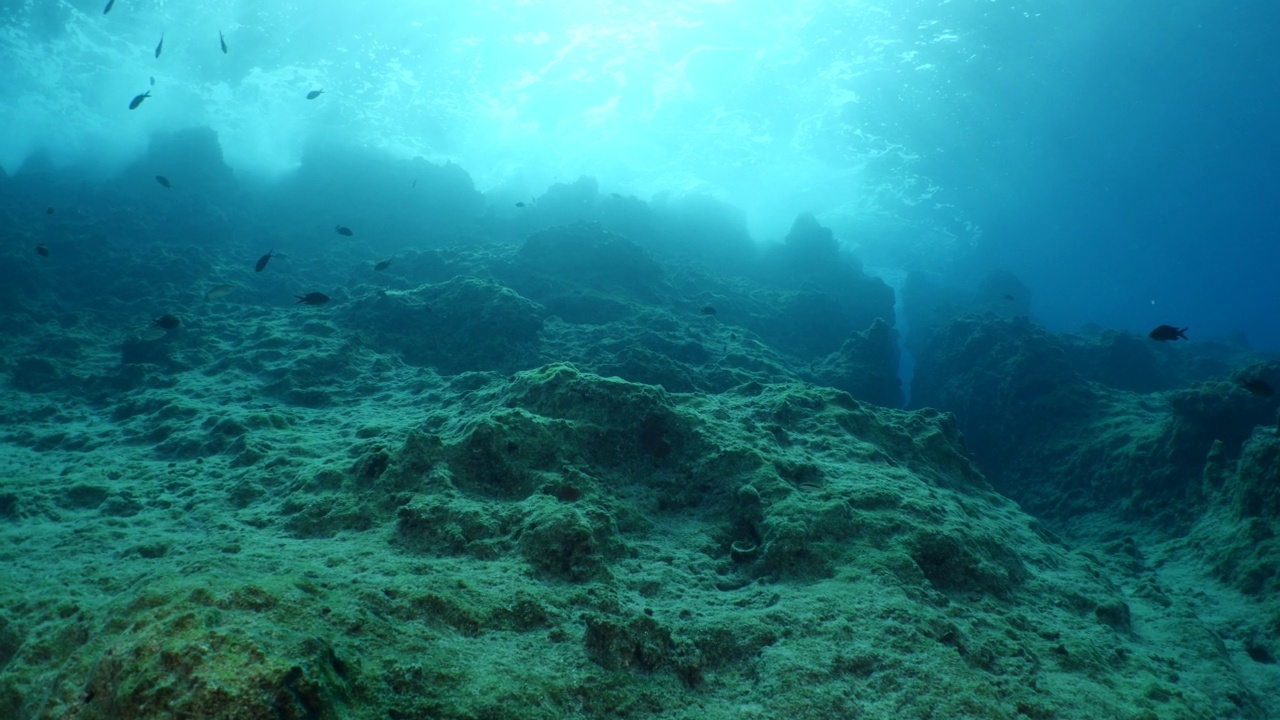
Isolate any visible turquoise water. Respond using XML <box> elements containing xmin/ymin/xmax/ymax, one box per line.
<box><xmin>3</xmin><ymin>1</ymin><xmax>1276</xmax><ymax>346</ymax></box>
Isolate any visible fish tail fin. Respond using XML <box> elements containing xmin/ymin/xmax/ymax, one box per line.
<box><xmin>1178</xmin><ymin>327</ymin><xmax>1189</xmax><ymax>340</ymax></box>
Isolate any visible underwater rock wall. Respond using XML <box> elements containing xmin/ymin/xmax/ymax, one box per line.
<box><xmin>911</xmin><ymin>314</ymin><xmax>1275</xmax><ymax>513</ymax></box>
<box><xmin>910</xmin><ymin>312</ymin><xmax>1280</xmax><ymax>607</ymax></box>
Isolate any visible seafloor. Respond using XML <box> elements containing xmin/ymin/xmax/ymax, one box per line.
<box><xmin>2</xmin><ymin>133</ymin><xmax>1278</xmax><ymax>719</ymax></box>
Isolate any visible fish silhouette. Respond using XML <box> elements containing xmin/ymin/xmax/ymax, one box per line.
<box><xmin>1148</xmin><ymin>325</ymin><xmax>1188</xmax><ymax>342</ymax></box>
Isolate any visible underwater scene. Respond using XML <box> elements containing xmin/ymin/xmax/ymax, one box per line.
<box><xmin>2</xmin><ymin>1</ymin><xmax>1279</xmax><ymax>718</ymax></box>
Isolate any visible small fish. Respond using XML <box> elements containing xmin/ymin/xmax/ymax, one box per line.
<box><xmin>411</xmin><ymin>178</ymin><xmax>417</xmax><ymax>188</ymax></box>
<box><xmin>335</xmin><ymin>225</ymin><xmax>354</xmax><ymax>236</ymax></box>
<box><xmin>515</xmin><ymin>202</ymin><xmax>526</xmax><ymax>208</ymax></box>
<box><xmin>155</xmin><ymin>175</ymin><xmax>172</xmax><ymax>189</ymax></box>
<box><xmin>609</xmin><ymin>192</ymin><xmax>622</xmax><ymax>198</ymax></box>
<box><xmin>128</xmin><ymin>91</ymin><xmax>151</xmax><ymax>110</ymax></box>
<box><xmin>204</xmin><ymin>284</ymin><xmax>235</xmax><ymax>300</ymax></box>
<box><xmin>1242</xmin><ymin>379</ymin><xmax>1275</xmax><ymax>397</ymax></box>
<box><xmin>296</xmin><ymin>292</ymin><xmax>330</xmax><ymax>306</ymax></box>
<box><xmin>1148</xmin><ymin>325</ymin><xmax>1188</xmax><ymax>342</ymax></box>
<box><xmin>219</xmin><ymin>30</ymin><xmax>227</xmax><ymax>54</ymax></box>
<box><xmin>374</xmin><ymin>259</ymin><xmax>392</xmax><ymax>272</ymax></box>
<box><xmin>36</xmin><ymin>243</ymin><xmax>49</xmax><ymax>257</ymax></box>
<box><xmin>149</xmin><ymin>76</ymin><xmax>155</xmax><ymax>86</ymax></box>
<box><xmin>306</xmin><ymin>89</ymin><xmax>324</xmax><ymax>100</ymax></box>
<box><xmin>1002</xmin><ymin>293</ymin><xmax>1015</xmax><ymax>302</ymax></box>
<box><xmin>46</xmin><ymin>207</ymin><xmax>54</xmax><ymax>215</ymax></box>
<box><xmin>152</xmin><ymin>314</ymin><xmax>180</xmax><ymax>330</ymax></box>
<box><xmin>701</xmin><ymin>305</ymin><xmax>717</xmax><ymax>316</ymax></box>
<box><xmin>155</xmin><ymin>34</ymin><xmax>163</xmax><ymax>58</ymax></box>
<box><xmin>255</xmin><ymin>250</ymin><xmax>273</xmax><ymax>272</ymax></box>
<box><xmin>103</xmin><ymin>0</ymin><xmax>114</xmax><ymax>14</ymax></box>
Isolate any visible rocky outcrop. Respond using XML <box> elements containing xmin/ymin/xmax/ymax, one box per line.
<box><xmin>6</xmin><ymin>362</ymin><xmax>1241</xmax><ymax>719</ymax></box>
<box><xmin>912</xmin><ymin>314</ymin><xmax>1280</xmax><ymax>520</ymax></box>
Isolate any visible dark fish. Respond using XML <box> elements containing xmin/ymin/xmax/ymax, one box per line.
<box><xmin>701</xmin><ymin>305</ymin><xmax>717</xmax><ymax>315</ymax></box>
<box><xmin>219</xmin><ymin>30</ymin><xmax>227</xmax><ymax>54</ymax></box>
<box><xmin>255</xmin><ymin>250</ymin><xmax>273</xmax><ymax>272</ymax></box>
<box><xmin>1148</xmin><ymin>325</ymin><xmax>1188</xmax><ymax>342</ymax></box>
<box><xmin>374</xmin><ymin>259</ymin><xmax>391</xmax><ymax>271</ymax></box>
<box><xmin>36</xmin><ymin>243</ymin><xmax>49</xmax><ymax>257</ymax></box>
<box><xmin>128</xmin><ymin>91</ymin><xmax>151</xmax><ymax>110</ymax></box>
<box><xmin>1002</xmin><ymin>293</ymin><xmax>1015</xmax><ymax>302</ymax></box>
<box><xmin>1242</xmin><ymin>379</ymin><xmax>1275</xmax><ymax>397</ymax></box>
<box><xmin>152</xmin><ymin>314</ymin><xmax>180</xmax><ymax>330</ymax></box>
<box><xmin>149</xmin><ymin>76</ymin><xmax>155</xmax><ymax>86</ymax></box>
<box><xmin>609</xmin><ymin>192</ymin><xmax>622</xmax><ymax>198</ymax></box>
<box><xmin>514</xmin><ymin>202</ymin><xmax>526</xmax><ymax>208</ymax></box>
<box><xmin>335</xmin><ymin>225</ymin><xmax>354</xmax><ymax>236</ymax></box>
<box><xmin>155</xmin><ymin>34</ymin><xmax>163</xmax><ymax>58</ymax></box>
<box><xmin>103</xmin><ymin>0</ymin><xmax>114</xmax><ymax>14</ymax></box>
<box><xmin>46</xmin><ymin>207</ymin><xmax>54</xmax><ymax>215</ymax></box>
<box><xmin>306</xmin><ymin>89</ymin><xmax>324</xmax><ymax>100</ymax></box>
<box><xmin>412</xmin><ymin>178</ymin><xmax>417</xmax><ymax>188</ymax></box>
<box><xmin>155</xmin><ymin>175</ymin><xmax>172</xmax><ymax>189</ymax></box>
<box><xmin>296</xmin><ymin>292</ymin><xmax>330</xmax><ymax>306</ymax></box>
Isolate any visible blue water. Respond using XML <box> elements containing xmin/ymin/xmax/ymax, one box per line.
<box><xmin>1</xmin><ymin>0</ymin><xmax>1277</xmax><ymax>349</ymax></box>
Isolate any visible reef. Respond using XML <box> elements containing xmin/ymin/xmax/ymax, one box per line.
<box><xmin>1</xmin><ymin>139</ymin><xmax>1276</xmax><ymax>718</ymax></box>
<box><xmin>909</xmin><ymin>308</ymin><xmax>1280</xmax><ymax>690</ymax></box>
<box><xmin>2</xmin><ymin>361</ymin><xmax>1239</xmax><ymax>719</ymax></box>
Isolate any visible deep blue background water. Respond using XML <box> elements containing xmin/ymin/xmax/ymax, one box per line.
<box><xmin>939</xmin><ymin>1</ymin><xmax>1280</xmax><ymax>351</ymax></box>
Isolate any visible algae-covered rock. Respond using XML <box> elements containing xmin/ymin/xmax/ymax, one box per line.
<box><xmin>811</xmin><ymin>316</ymin><xmax>903</xmax><ymax>407</ymax></box>
<box><xmin>907</xmin><ymin>313</ymin><xmax>1277</xmax><ymax>523</ymax></box>
<box><xmin>354</xmin><ymin>275</ymin><xmax>546</xmax><ymax>373</ymax></box>
<box><xmin>512</xmin><ymin>221</ymin><xmax>666</xmax><ymax>296</ymax></box>
<box><xmin>1199</xmin><ymin>429</ymin><xmax>1280</xmax><ymax>597</ymax></box>
<box><xmin>3</xmin><ymin>360</ymin><xmax>1251</xmax><ymax>719</ymax></box>
<box><xmin>907</xmin><ymin>310</ymin><xmax>1280</xmax><ymax>642</ymax></box>
<box><xmin>5</xmin><ymin>343</ymin><xmax>1268</xmax><ymax>720</ymax></box>
<box><xmin>65</xmin><ymin>584</ymin><xmax>359</xmax><ymax>720</ymax></box>
<box><xmin>752</xmin><ymin>214</ymin><xmax>897</xmax><ymax>360</ymax></box>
